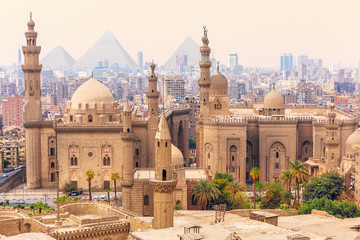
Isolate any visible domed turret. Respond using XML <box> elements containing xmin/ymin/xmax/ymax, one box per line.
<box><xmin>70</xmin><ymin>78</ymin><xmax>115</xmax><ymax>110</ymax></box>
<box><xmin>171</xmin><ymin>144</ymin><xmax>184</xmax><ymax>168</ymax></box>
<box><xmin>264</xmin><ymin>89</ymin><xmax>284</xmax><ymax>109</ymax></box>
<box><xmin>209</xmin><ymin>71</ymin><xmax>228</xmax><ymax>96</ymax></box>
<box><xmin>346</xmin><ymin>129</ymin><xmax>360</xmax><ymax>154</ymax></box>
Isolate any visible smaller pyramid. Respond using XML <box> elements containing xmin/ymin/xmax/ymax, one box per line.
<box><xmin>164</xmin><ymin>37</ymin><xmax>200</xmax><ymax>68</ymax></box>
<box><xmin>40</xmin><ymin>45</ymin><xmax>76</xmax><ymax>69</ymax></box>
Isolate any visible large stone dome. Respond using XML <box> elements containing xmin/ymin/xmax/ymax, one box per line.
<box><xmin>171</xmin><ymin>144</ymin><xmax>184</xmax><ymax>167</ymax></box>
<box><xmin>209</xmin><ymin>71</ymin><xmax>228</xmax><ymax>96</ymax></box>
<box><xmin>346</xmin><ymin>129</ymin><xmax>360</xmax><ymax>154</ymax></box>
<box><xmin>70</xmin><ymin>78</ymin><xmax>114</xmax><ymax>110</ymax></box>
<box><xmin>264</xmin><ymin>89</ymin><xmax>284</xmax><ymax>108</ymax></box>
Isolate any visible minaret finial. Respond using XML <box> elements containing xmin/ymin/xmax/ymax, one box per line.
<box><xmin>216</xmin><ymin>61</ymin><xmax>220</xmax><ymax>72</ymax></box>
<box><xmin>91</xmin><ymin>72</ymin><xmax>93</xmax><ymax>78</ymax></box>
<box><xmin>203</xmin><ymin>25</ymin><xmax>208</xmax><ymax>36</ymax></box>
<box><xmin>273</xmin><ymin>82</ymin><xmax>275</xmax><ymax>90</ymax></box>
<box><xmin>150</xmin><ymin>60</ymin><xmax>155</xmax><ymax>75</ymax></box>
<box><xmin>29</xmin><ymin>12</ymin><xmax>32</xmax><ymax>20</ymax></box>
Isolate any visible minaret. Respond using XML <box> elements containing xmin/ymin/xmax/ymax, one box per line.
<box><xmin>325</xmin><ymin>98</ymin><xmax>340</xmax><ymax>167</ymax></box>
<box><xmin>198</xmin><ymin>26</ymin><xmax>212</xmax><ymax>117</ymax></box>
<box><xmin>22</xmin><ymin>13</ymin><xmax>42</xmax><ymax>188</ymax></box>
<box><xmin>120</xmin><ymin>101</ymin><xmax>134</xmax><ymax>210</ymax></box>
<box><xmin>150</xmin><ymin>112</ymin><xmax>177</xmax><ymax>229</ymax></box>
<box><xmin>146</xmin><ymin>62</ymin><xmax>159</xmax><ymax>167</ymax></box>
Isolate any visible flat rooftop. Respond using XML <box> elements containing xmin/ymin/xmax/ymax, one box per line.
<box><xmin>131</xmin><ymin>211</ymin><xmax>346</xmax><ymax>240</ymax></box>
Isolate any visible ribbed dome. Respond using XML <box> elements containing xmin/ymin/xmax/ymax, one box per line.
<box><xmin>264</xmin><ymin>89</ymin><xmax>284</xmax><ymax>108</ymax></box>
<box><xmin>346</xmin><ymin>129</ymin><xmax>360</xmax><ymax>154</ymax></box>
<box><xmin>171</xmin><ymin>144</ymin><xmax>184</xmax><ymax>167</ymax></box>
<box><xmin>209</xmin><ymin>71</ymin><xmax>228</xmax><ymax>96</ymax></box>
<box><xmin>70</xmin><ymin>78</ymin><xmax>114</xmax><ymax>110</ymax></box>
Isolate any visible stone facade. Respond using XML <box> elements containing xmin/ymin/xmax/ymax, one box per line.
<box><xmin>195</xmin><ymin>30</ymin><xmax>357</xmax><ymax>186</ymax></box>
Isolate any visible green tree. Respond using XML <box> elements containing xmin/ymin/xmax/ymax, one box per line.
<box><xmin>192</xmin><ymin>180</ymin><xmax>220</xmax><ymax>210</ymax></box>
<box><xmin>211</xmin><ymin>178</ymin><xmax>230</xmax><ymax>208</ymax></box>
<box><xmin>214</xmin><ymin>172</ymin><xmax>234</xmax><ymax>182</ymax></box>
<box><xmin>225</xmin><ymin>181</ymin><xmax>246</xmax><ymax>209</ymax></box>
<box><xmin>34</xmin><ymin>201</ymin><xmax>48</xmax><ymax>214</ymax></box>
<box><xmin>250</xmin><ymin>167</ymin><xmax>261</xmax><ymax>209</ymax></box>
<box><xmin>289</xmin><ymin>160</ymin><xmax>309</xmax><ymax>207</ymax></box>
<box><xmin>189</xmin><ymin>138</ymin><xmax>196</xmax><ymax>149</ymax></box>
<box><xmin>111</xmin><ymin>172</ymin><xmax>120</xmax><ymax>199</ymax></box>
<box><xmin>63</xmin><ymin>182</ymin><xmax>75</xmax><ymax>194</ymax></box>
<box><xmin>302</xmin><ymin>171</ymin><xmax>345</xmax><ymax>202</ymax></box>
<box><xmin>105</xmin><ymin>188</ymin><xmax>111</xmax><ymax>203</ymax></box>
<box><xmin>86</xmin><ymin>169</ymin><xmax>95</xmax><ymax>201</ymax></box>
<box><xmin>278</xmin><ymin>169</ymin><xmax>293</xmax><ymax>205</ymax></box>
<box><xmin>261</xmin><ymin>188</ymin><xmax>283</xmax><ymax>209</ymax></box>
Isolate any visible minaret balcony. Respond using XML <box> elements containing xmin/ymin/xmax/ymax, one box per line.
<box><xmin>149</xmin><ymin>179</ymin><xmax>177</xmax><ymax>193</ymax></box>
<box><xmin>146</xmin><ymin>91</ymin><xmax>160</xmax><ymax>98</ymax></box>
<box><xmin>22</xmin><ymin>65</ymin><xmax>42</xmax><ymax>71</ymax></box>
<box><xmin>120</xmin><ymin>179</ymin><xmax>134</xmax><ymax>188</ymax></box>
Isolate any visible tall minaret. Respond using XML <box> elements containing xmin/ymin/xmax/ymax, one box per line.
<box><xmin>22</xmin><ymin>13</ymin><xmax>42</xmax><ymax>189</ymax></box>
<box><xmin>150</xmin><ymin>112</ymin><xmax>177</xmax><ymax>229</ymax></box>
<box><xmin>120</xmin><ymin>101</ymin><xmax>134</xmax><ymax>210</ymax></box>
<box><xmin>325</xmin><ymin>98</ymin><xmax>340</xmax><ymax>167</ymax></box>
<box><xmin>198</xmin><ymin>26</ymin><xmax>212</xmax><ymax>117</ymax></box>
<box><xmin>146</xmin><ymin>62</ymin><xmax>159</xmax><ymax>167</ymax></box>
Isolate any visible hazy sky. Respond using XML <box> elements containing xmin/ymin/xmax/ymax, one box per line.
<box><xmin>1</xmin><ymin>0</ymin><xmax>360</xmax><ymax>68</ymax></box>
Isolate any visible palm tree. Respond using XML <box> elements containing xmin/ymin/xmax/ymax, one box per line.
<box><xmin>278</xmin><ymin>169</ymin><xmax>293</xmax><ymax>205</ymax></box>
<box><xmin>86</xmin><ymin>169</ymin><xmax>95</xmax><ymax>201</ymax></box>
<box><xmin>192</xmin><ymin>180</ymin><xmax>220</xmax><ymax>210</ymax></box>
<box><xmin>250</xmin><ymin>167</ymin><xmax>261</xmax><ymax>209</ymax></box>
<box><xmin>226</xmin><ymin>181</ymin><xmax>246</xmax><ymax>209</ymax></box>
<box><xmin>34</xmin><ymin>201</ymin><xmax>48</xmax><ymax>214</ymax></box>
<box><xmin>289</xmin><ymin>160</ymin><xmax>309</xmax><ymax>207</ymax></box>
<box><xmin>105</xmin><ymin>188</ymin><xmax>111</xmax><ymax>203</ymax></box>
<box><xmin>111</xmin><ymin>173</ymin><xmax>120</xmax><ymax>200</ymax></box>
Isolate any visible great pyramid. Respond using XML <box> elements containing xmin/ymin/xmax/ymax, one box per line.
<box><xmin>164</xmin><ymin>37</ymin><xmax>200</xmax><ymax>68</ymax></box>
<box><xmin>40</xmin><ymin>45</ymin><xmax>76</xmax><ymax>69</ymax></box>
<box><xmin>73</xmin><ymin>31</ymin><xmax>137</xmax><ymax>69</ymax></box>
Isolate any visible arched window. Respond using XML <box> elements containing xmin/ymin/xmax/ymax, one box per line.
<box><xmin>71</xmin><ymin>157</ymin><xmax>74</xmax><ymax>166</ymax></box>
<box><xmin>162</xmin><ymin>169</ymin><xmax>167</xmax><ymax>181</ymax></box>
<box><xmin>144</xmin><ymin>195</ymin><xmax>149</xmax><ymax>205</ymax></box>
<box><xmin>103</xmin><ymin>155</ymin><xmax>111</xmax><ymax>166</ymax></box>
<box><xmin>127</xmin><ymin>128</ymin><xmax>130</xmax><ymax>132</ymax></box>
<box><xmin>276</xmin><ymin>152</ymin><xmax>279</xmax><ymax>158</ymax></box>
<box><xmin>88</xmin><ymin>115</ymin><xmax>93</xmax><ymax>122</ymax></box>
<box><xmin>50</xmin><ymin>162</ymin><xmax>55</xmax><ymax>169</ymax></box>
<box><xmin>75</xmin><ymin>157</ymin><xmax>78</xmax><ymax>166</ymax></box>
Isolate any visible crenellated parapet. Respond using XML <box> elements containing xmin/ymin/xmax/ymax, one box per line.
<box><xmin>48</xmin><ymin>222</ymin><xmax>130</xmax><ymax>240</ymax></box>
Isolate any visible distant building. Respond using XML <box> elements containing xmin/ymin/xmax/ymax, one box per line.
<box><xmin>138</xmin><ymin>51</ymin><xmax>143</xmax><ymax>73</ymax></box>
<box><xmin>280</xmin><ymin>54</ymin><xmax>294</xmax><ymax>71</ymax></box>
<box><xmin>328</xmin><ymin>61</ymin><xmax>340</xmax><ymax>74</ymax></box>
<box><xmin>1</xmin><ymin>96</ymin><xmax>24</xmax><ymax>128</ymax></box>
<box><xmin>228</xmin><ymin>52</ymin><xmax>238</xmax><ymax>71</ymax></box>
<box><xmin>161</xmin><ymin>76</ymin><xmax>185</xmax><ymax>103</ymax></box>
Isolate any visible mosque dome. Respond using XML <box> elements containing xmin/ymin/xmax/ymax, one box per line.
<box><xmin>209</xmin><ymin>71</ymin><xmax>228</xmax><ymax>96</ymax></box>
<box><xmin>171</xmin><ymin>144</ymin><xmax>184</xmax><ymax>167</ymax></box>
<box><xmin>264</xmin><ymin>89</ymin><xmax>284</xmax><ymax>108</ymax></box>
<box><xmin>346</xmin><ymin>129</ymin><xmax>360</xmax><ymax>154</ymax></box>
<box><xmin>70</xmin><ymin>78</ymin><xmax>114</xmax><ymax>110</ymax></box>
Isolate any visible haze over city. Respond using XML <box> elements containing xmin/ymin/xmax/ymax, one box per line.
<box><xmin>1</xmin><ymin>0</ymin><xmax>360</xmax><ymax>68</ymax></box>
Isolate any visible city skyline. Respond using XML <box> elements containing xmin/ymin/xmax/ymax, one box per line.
<box><xmin>1</xmin><ymin>0</ymin><xmax>360</xmax><ymax>68</ymax></box>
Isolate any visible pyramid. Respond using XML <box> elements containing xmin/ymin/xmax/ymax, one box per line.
<box><xmin>73</xmin><ymin>31</ymin><xmax>137</xmax><ymax>69</ymax></box>
<box><xmin>164</xmin><ymin>37</ymin><xmax>200</xmax><ymax>68</ymax></box>
<box><xmin>40</xmin><ymin>45</ymin><xmax>76</xmax><ymax>69</ymax></box>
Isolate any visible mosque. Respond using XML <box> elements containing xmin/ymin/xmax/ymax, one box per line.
<box><xmin>195</xmin><ymin>27</ymin><xmax>358</xmax><ymax>186</ymax></box>
<box><xmin>22</xmin><ymin>14</ymin><xmax>359</xmax><ymax>227</ymax></box>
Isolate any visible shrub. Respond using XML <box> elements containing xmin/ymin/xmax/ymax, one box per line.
<box><xmin>255</xmin><ymin>196</ymin><xmax>262</xmax><ymax>202</ymax></box>
<box><xmin>214</xmin><ymin>172</ymin><xmax>234</xmax><ymax>182</ymax></box>
<box><xmin>174</xmin><ymin>204</ymin><xmax>182</xmax><ymax>210</ymax></box>
<box><xmin>298</xmin><ymin>198</ymin><xmax>360</xmax><ymax>218</ymax></box>
<box><xmin>233</xmin><ymin>193</ymin><xmax>251</xmax><ymax>209</ymax></box>
<box><xmin>0</xmin><ymin>202</ymin><xmax>3</xmax><ymax>206</ymax></box>
<box><xmin>261</xmin><ymin>188</ymin><xmax>283</xmax><ymax>209</ymax></box>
